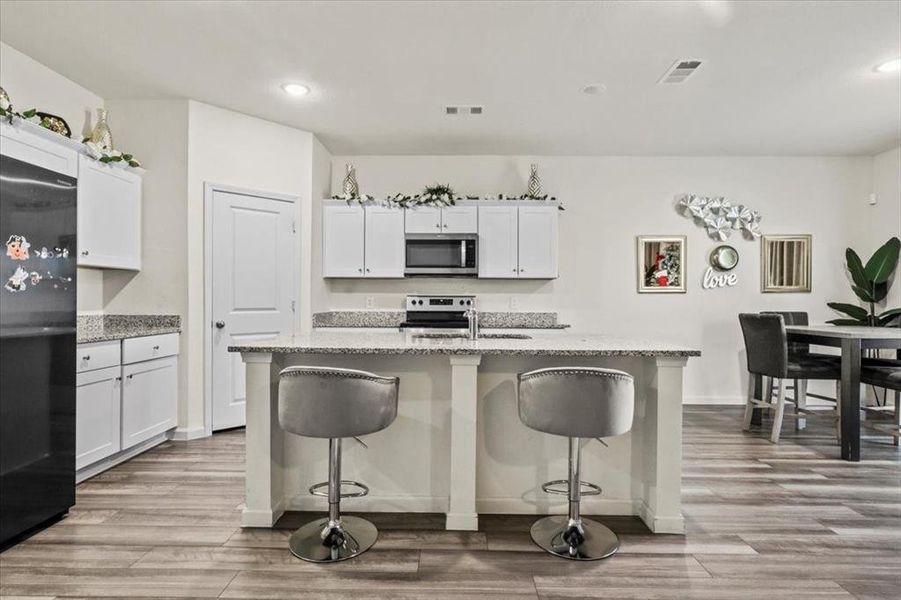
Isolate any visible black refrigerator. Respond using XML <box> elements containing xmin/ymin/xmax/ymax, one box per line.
<box><xmin>0</xmin><ymin>153</ymin><xmax>77</xmax><ymax>548</ymax></box>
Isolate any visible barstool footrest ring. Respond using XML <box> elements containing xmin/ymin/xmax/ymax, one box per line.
<box><xmin>541</xmin><ymin>479</ymin><xmax>602</xmax><ymax>497</ymax></box>
<box><xmin>309</xmin><ymin>479</ymin><xmax>370</xmax><ymax>498</ymax></box>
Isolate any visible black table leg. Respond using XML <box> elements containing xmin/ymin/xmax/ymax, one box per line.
<box><xmin>840</xmin><ymin>338</ymin><xmax>861</xmax><ymax>461</ymax></box>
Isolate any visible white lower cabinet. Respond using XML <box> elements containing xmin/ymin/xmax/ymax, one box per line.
<box><xmin>75</xmin><ymin>366</ymin><xmax>121</xmax><ymax>470</ymax></box>
<box><xmin>121</xmin><ymin>355</ymin><xmax>178</xmax><ymax>450</ymax></box>
<box><xmin>75</xmin><ymin>333</ymin><xmax>178</xmax><ymax>478</ymax></box>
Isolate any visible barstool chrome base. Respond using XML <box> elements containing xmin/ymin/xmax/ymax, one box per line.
<box><xmin>530</xmin><ymin>515</ymin><xmax>620</xmax><ymax>561</ymax></box>
<box><xmin>288</xmin><ymin>515</ymin><xmax>378</xmax><ymax>563</ymax></box>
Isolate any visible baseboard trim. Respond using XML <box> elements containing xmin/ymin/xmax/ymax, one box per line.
<box><xmin>241</xmin><ymin>498</ymin><xmax>286</xmax><ymax>527</ymax></box>
<box><xmin>76</xmin><ymin>431</ymin><xmax>171</xmax><ymax>484</ymax></box>
<box><xmin>637</xmin><ymin>499</ymin><xmax>685</xmax><ymax>534</ymax></box>
<box><xmin>168</xmin><ymin>427</ymin><xmax>208</xmax><ymax>441</ymax></box>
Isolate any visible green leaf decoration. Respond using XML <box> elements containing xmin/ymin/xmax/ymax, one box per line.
<box><xmin>122</xmin><ymin>154</ymin><xmax>133</xmax><ymax>161</ymax></box>
<box><xmin>851</xmin><ymin>284</ymin><xmax>874</xmax><ymax>303</ymax></box>
<box><xmin>878</xmin><ymin>307</ymin><xmax>901</xmax><ymax>319</ymax></box>
<box><xmin>827</xmin><ymin>302</ymin><xmax>868</xmax><ymax>320</ymax></box>
<box><xmin>845</xmin><ymin>248</ymin><xmax>868</xmax><ymax>289</ymax></box>
<box><xmin>879</xmin><ymin>312</ymin><xmax>901</xmax><ymax>325</ymax></box>
<box><xmin>826</xmin><ymin>318</ymin><xmax>868</xmax><ymax>326</ymax></box>
<box><xmin>863</xmin><ymin>237</ymin><xmax>900</xmax><ymax>283</ymax></box>
<box><xmin>20</xmin><ymin>108</ymin><xmax>36</xmax><ymax>118</ymax></box>
<box><xmin>873</xmin><ymin>281</ymin><xmax>889</xmax><ymax>302</ymax></box>
<box><xmin>99</xmin><ymin>156</ymin><xmax>111</xmax><ymax>163</ymax></box>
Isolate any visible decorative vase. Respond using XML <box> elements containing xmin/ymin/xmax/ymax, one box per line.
<box><xmin>342</xmin><ymin>164</ymin><xmax>359</xmax><ymax>198</ymax></box>
<box><xmin>90</xmin><ymin>108</ymin><xmax>114</xmax><ymax>151</ymax></box>
<box><xmin>527</xmin><ymin>163</ymin><xmax>541</xmax><ymax>197</ymax></box>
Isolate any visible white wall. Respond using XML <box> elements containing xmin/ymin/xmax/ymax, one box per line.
<box><xmin>0</xmin><ymin>41</ymin><xmax>106</xmax><ymax>312</ymax></box>
<box><xmin>322</xmin><ymin>155</ymin><xmax>873</xmax><ymax>403</ymax></box>
<box><xmin>185</xmin><ymin>101</ymin><xmax>318</xmax><ymax>431</ymax></box>
<box><xmin>858</xmin><ymin>146</ymin><xmax>901</xmax><ymax>310</ymax></box>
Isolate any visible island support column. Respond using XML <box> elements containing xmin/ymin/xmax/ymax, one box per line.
<box><xmin>240</xmin><ymin>352</ymin><xmax>285</xmax><ymax>527</ymax></box>
<box><xmin>447</xmin><ymin>354</ymin><xmax>482</xmax><ymax>531</ymax></box>
<box><xmin>642</xmin><ymin>356</ymin><xmax>689</xmax><ymax>534</ymax></box>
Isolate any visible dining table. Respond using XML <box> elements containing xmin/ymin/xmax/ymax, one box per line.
<box><xmin>753</xmin><ymin>325</ymin><xmax>901</xmax><ymax>461</ymax></box>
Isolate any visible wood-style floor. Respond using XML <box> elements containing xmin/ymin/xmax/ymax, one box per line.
<box><xmin>1</xmin><ymin>407</ymin><xmax>899</xmax><ymax>599</ymax></box>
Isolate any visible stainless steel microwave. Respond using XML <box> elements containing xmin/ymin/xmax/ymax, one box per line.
<box><xmin>404</xmin><ymin>233</ymin><xmax>478</xmax><ymax>276</ymax></box>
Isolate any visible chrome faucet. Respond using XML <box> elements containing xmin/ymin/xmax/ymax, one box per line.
<box><xmin>465</xmin><ymin>303</ymin><xmax>480</xmax><ymax>340</ymax></box>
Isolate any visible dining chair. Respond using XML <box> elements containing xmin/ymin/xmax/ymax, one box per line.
<box><xmin>738</xmin><ymin>313</ymin><xmax>842</xmax><ymax>443</ymax></box>
<box><xmin>761</xmin><ymin>311</ymin><xmax>841</xmax><ymax>431</ymax></box>
<box><xmin>860</xmin><ymin>358</ymin><xmax>900</xmax><ymax>446</ymax></box>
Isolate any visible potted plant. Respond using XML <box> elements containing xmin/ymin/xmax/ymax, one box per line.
<box><xmin>827</xmin><ymin>237</ymin><xmax>900</xmax><ymax>326</ymax></box>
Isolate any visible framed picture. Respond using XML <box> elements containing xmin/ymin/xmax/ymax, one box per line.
<box><xmin>760</xmin><ymin>234</ymin><xmax>811</xmax><ymax>293</ymax></box>
<box><xmin>637</xmin><ymin>235</ymin><xmax>687</xmax><ymax>293</ymax></box>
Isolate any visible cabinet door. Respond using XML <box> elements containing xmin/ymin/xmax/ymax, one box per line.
<box><xmin>478</xmin><ymin>206</ymin><xmax>519</xmax><ymax>278</ymax></box>
<box><xmin>76</xmin><ymin>366</ymin><xmax>121</xmax><ymax>470</ymax></box>
<box><xmin>322</xmin><ymin>204</ymin><xmax>365</xmax><ymax>277</ymax></box>
<box><xmin>77</xmin><ymin>155</ymin><xmax>142</xmax><ymax>270</ymax></box>
<box><xmin>404</xmin><ymin>206</ymin><xmax>441</xmax><ymax>233</ymax></box>
<box><xmin>121</xmin><ymin>356</ymin><xmax>177</xmax><ymax>450</ymax></box>
<box><xmin>441</xmin><ymin>206</ymin><xmax>478</xmax><ymax>233</ymax></box>
<box><xmin>364</xmin><ymin>205</ymin><xmax>405</xmax><ymax>277</ymax></box>
<box><xmin>517</xmin><ymin>205</ymin><xmax>559</xmax><ymax>279</ymax></box>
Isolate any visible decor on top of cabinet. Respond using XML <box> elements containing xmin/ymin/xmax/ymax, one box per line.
<box><xmin>527</xmin><ymin>164</ymin><xmax>541</xmax><ymax>197</ymax></box>
<box><xmin>420</xmin><ymin>183</ymin><xmax>457</xmax><ymax>206</ymax></box>
<box><xmin>761</xmin><ymin>234</ymin><xmax>811</xmax><ymax>294</ymax></box>
<box><xmin>677</xmin><ymin>194</ymin><xmax>762</xmax><ymax>241</ymax></box>
<box><xmin>342</xmin><ymin>163</ymin><xmax>360</xmax><ymax>198</ymax></box>
<box><xmin>89</xmin><ymin>108</ymin><xmax>113</xmax><ymax>151</ymax></box>
<box><xmin>827</xmin><ymin>236</ymin><xmax>900</xmax><ymax>327</ymax></box>
<box><xmin>637</xmin><ymin>235</ymin><xmax>686</xmax><ymax>293</ymax></box>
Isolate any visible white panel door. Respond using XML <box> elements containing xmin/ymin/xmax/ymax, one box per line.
<box><xmin>322</xmin><ymin>204</ymin><xmax>365</xmax><ymax>277</ymax></box>
<box><xmin>404</xmin><ymin>206</ymin><xmax>441</xmax><ymax>233</ymax></box>
<box><xmin>77</xmin><ymin>154</ymin><xmax>142</xmax><ymax>270</ymax></box>
<box><xmin>75</xmin><ymin>365</ymin><xmax>121</xmax><ymax>470</ymax></box>
<box><xmin>364</xmin><ymin>205</ymin><xmax>405</xmax><ymax>277</ymax></box>
<box><xmin>211</xmin><ymin>189</ymin><xmax>295</xmax><ymax>431</ymax></box>
<box><xmin>477</xmin><ymin>206</ymin><xmax>519</xmax><ymax>278</ymax></box>
<box><xmin>121</xmin><ymin>356</ymin><xmax>177</xmax><ymax>449</ymax></box>
<box><xmin>517</xmin><ymin>205</ymin><xmax>559</xmax><ymax>278</ymax></box>
<box><xmin>441</xmin><ymin>206</ymin><xmax>478</xmax><ymax>233</ymax></box>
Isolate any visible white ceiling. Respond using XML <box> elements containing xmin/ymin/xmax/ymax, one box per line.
<box><xmin>1</xmin><ymin>0</ymin><xmax>899</xmax><ymax>156</ymax></box>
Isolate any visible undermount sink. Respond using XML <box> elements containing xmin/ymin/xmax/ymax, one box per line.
<box><xmin>411</xmin><ymin>332</ymin><xmax>532</xmax><ymax>340</ymax></box>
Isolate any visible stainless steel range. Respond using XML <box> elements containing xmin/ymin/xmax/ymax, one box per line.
<box><xmin>400</xmin><ymin>294</ymin><xmax>475</xmax><ymax>330</ymax></box>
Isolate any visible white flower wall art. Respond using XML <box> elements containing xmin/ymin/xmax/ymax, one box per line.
<box><xmin>677</xmin><ymin>194</ymin><xmax>762</xmax><ymax>241</ymax></box>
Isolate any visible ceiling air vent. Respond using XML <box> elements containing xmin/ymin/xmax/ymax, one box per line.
<box><xmin>445</xmin><ymin>105</ymin><xmax>483</xmax><ymax>115</ymax></box>
<box><xmin>657</xmin><ymin>59</ymin><xmax>704</xmax><ymax>84</ymax></box>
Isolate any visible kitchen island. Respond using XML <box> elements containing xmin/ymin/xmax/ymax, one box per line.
<box><xmin>229</xmin><ymin>330</ymin><xmax>700</xmax><ymax>534</ymax></box>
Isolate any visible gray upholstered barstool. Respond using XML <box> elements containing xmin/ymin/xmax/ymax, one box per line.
<box><xmin>278</xmin><ymin>366</ymin><xmax>399</xmax><ymax>563</ymax></box>
<box><xmin>517</xmin><ymin>367</ymin><xmax>635</xmax><ymax>561</ymax></box>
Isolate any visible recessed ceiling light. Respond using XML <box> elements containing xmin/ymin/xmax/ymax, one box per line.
<box><xmin>875</xmin><ymin>58</ymin><xmax>901</xmax><ymax>73</ymax></box>
<box><xmin>581</xmin><ymin>83</ymin><xmax>607</xmax><ymax>95</ymax></box>
<box><xmin>281</xmin><ymin>83</ymin><xmax>310</xmax><ymax>96</ymax></box>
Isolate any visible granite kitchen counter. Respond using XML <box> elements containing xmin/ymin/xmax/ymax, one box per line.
<box><xmin>77</xmin><ymin>314</ymin><xmax>181</xmax><ymax>343</ymax></box>
<box><xmin>312</xmin><ymin>310</ymin><xmax>570</xmax><ymax>329</ymax></box>
<box><xmin>229</xmin><ymin>329</ymin><xmax>699</xmax><ymax>357</ymax></box>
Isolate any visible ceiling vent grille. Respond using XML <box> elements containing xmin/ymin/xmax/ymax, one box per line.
<box><xmin>446</xmin><ymin>105</ymin><xmax>483</xmax><ymax>115</ymax></box>
<box><xmin>658</xmin><ymin>59</ymin><xmax>703</xmax><ymax>84</ymax></box>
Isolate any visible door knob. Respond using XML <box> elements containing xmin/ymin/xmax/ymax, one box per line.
<box><xmin>215</xmin><ymin>320</ymin><xmax>226</xmax><ymax>329</ymax></box>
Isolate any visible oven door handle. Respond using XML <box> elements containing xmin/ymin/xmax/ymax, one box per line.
<box><xmin>461</xmin><ymin>240</ymin><xmax>466</xmax><ymax>267</ymax></box>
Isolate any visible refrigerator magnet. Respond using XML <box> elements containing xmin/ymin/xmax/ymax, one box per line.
<box><xmin>4</xmin><ymin>266</ymin><xmax>29</xmax><ymax>292</ymax></box>
<box><xmin>5</xmin><ymin>235</ymin><xmax>31</xmax><ymax>260</ymax></box>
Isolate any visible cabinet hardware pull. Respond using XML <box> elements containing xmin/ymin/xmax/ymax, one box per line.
<box><xmin>215</xmin><ymin>321</ymin><xmax>226</xmax><ymax>329</ymax></box>
<box><xmin>81</xmin><ymin>250</ymin><xmax>89</xmax><ymax>256</ymax></box>
<box><xmin>153</xmin><ymin>345</ymin><xmax>160</xmax><ymax>350</ymax></box>
<box><xmin>83</xmin><ymin>355</ymin><xmax>90</xmax><ymax>360</ymax></box>
<box><xmin>127</xmin><ymin>374</ymin><xmax>134</xmax><ymax>379</ymax></box>
<box><xmin>366</xmin><ymin>268</ymin><xmax>371</xmax><ymax>273</ymax></box>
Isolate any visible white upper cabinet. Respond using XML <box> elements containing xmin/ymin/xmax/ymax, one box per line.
<box><xmin>405</xmin><ymin>206</ymin><xmax>441</xmax><ymax>233</ymax></box>
<box><xmin>517</xmin><ymin>205</ymin><xmax>559</xmax><ymax>279</ymax></box>
<box><xmin>405</xmin><ymin>205</ymin><xmax>478</xmax><ymax>233</ymax></box>
<box><xmin>478</xmin><ymin>205</ymin><xmax>519</xmax><ymax>278</ymax></box>
<box><xmin>364</xmin><ymin>205</ymin><xmax>405</xmax><ymax>277</ymax></box>
<box><xmin>77</xmin><ymin>155</ymin><xmax>142</xmax><ymax>270</ymax></box>
<box><xmin>0</xmin><ymin>120</ymin><xmax>79</xmax><ymax>177</ymax></box>
<box><xmin>441</xmin><ymin>206</ymin><xmax>478</xmax><ymax>233</ymax></box>
<box><xmin>322</xmin><ymin>203</ymin><xmax>365</xmax><ymax>277</ymax></box>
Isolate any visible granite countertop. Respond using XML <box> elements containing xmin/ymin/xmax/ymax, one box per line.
<box><xmin>228</xmin><ymin>330</ymin><xmax>700</xmax><ymax>358</ymax></box>
<box><xmin>312</xmin><ymin>310</ymin><xmax>570</xmax><ymax>329</ymax></box>
<box><xmin>77</xmin><ymin>314</ymin><xmax>181</xmax><ymax>344</ymax></box>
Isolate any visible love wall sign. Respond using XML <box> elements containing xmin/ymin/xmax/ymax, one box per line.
<box><xmin>703</xmin><ymin>245</ymin><xmax>739</xmax><ymax>290</ymax></box>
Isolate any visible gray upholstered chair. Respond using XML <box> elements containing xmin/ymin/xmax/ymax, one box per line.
<box><xmin>517</xmin><ymin>367</ymin><xmax>634</xmax><ymax>561</ymax></box>
<box><xmin>738</xmin><ymin>313</ymin><xmax>841</xmax><ymax>443</ymax></box>
<box><xmin>278</xmin><ymin>366</ymin><xmax>399</xmax><ymax>563</ymax></box>
<box><xmin>861</xmin><ymin>358</ymin><xmax>901</xmax><ymax>446</ymax></box>
<box><xmin>760</xmin><ymin>311</ymin><xmax>841</xmax><ymax>430</ymax></box>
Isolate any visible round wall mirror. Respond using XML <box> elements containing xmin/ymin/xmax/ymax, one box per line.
<box><xmin>710</xmin><ymin>245</ymin><xmax>739</xmax><ymax>271</ymax></box>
